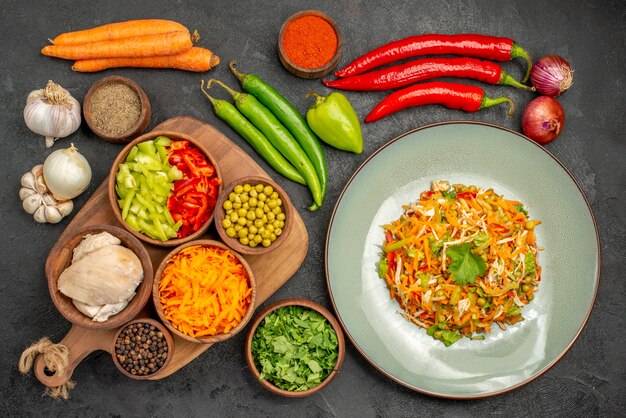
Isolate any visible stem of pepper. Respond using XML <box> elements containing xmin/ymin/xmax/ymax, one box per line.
<box><xmin>499</xmin><ymin>70</ymin><xmax>535</xmax><ymax>92</ymax></box>
<box><xmin>511</xmin><ymin>43</ymin><xmax>533</xmax><ymax>83</ymax></box>
<box><xmin>208</xmin><ymin>79</ymin><xmax>243</xmax><ymax>101</ymax></box>
<box><xmin>480</xmin><ymin>95</ymin><xmax>515</xmax><ymax>117</ymax></box>
<box><xmin>306</xmin><ymin>91</ymin><xmax>326</xmax><ymax>107</ymax></box>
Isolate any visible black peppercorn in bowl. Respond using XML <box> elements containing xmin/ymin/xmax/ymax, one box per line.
<box><xmin>112</xmin><ymin>318</ymin><xmax>174</xmax><ymax>380</ymax></box>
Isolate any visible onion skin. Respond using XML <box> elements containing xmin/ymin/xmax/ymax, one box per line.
<box><xmin>530</xmin><ymin>55</ymin><xmax>573</xmax><ymax>97</ymax></box>
<box><xmin>522</xmin><ymin>96</ymin><xmax>565</xmax><ymax>145</ymax></box>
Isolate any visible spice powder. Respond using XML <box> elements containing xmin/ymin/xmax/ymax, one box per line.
<box><xmin>90</xmin><ymin>82</ymin><xmax>141</xmax><ymax>136</ymax></box>
<box><xmin>282</xmin><ymin>15</ymin><xmax>338</xmax><ymax>69</ymax></box>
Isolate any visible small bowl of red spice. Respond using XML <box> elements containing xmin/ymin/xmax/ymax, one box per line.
<box><xmin>278</xmin><ymin>10</ymin><xmax>343</xmax><ymax>79</ymax></box>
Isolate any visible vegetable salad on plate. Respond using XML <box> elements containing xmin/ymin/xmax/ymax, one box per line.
<box><xmin>379</xmin><ymin>181</ymin><xmax>542</xmax><ymax>346</ymax></box>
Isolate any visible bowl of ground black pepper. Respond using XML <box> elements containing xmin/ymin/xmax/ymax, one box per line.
<box><xmin>112</xmin><ymin>318</ymin><xmax>173</xmax><ymax>379</ymax></box>
<box><xmin>83</xmin><ymin>76</ymin><xmax>151</xmax><ymax>143</ymax></box>
<box><xmin>278</xmin><ymin>10</ymin><xmax>343</xmax><ymax>79</ymax></box>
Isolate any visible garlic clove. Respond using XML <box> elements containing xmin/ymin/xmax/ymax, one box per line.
<box><xmin>35</xmin><ymin>175</ymin><xmax>48</xmax><ymax>194</ymax></box>
<box><xmin>19</xmin><ymin>187</ymin><xmax>37</xmax><ymax>201</ymax></box>
<box><xmin>31</xmin><ymin>164</ymin><xmax>44</xmax><ymax>178</ymax></box>
<box><xmin>33</xmin><ymin>206</ymin><xmax>47</xmax><ymax>223</ymax></box>
<box><xmin>56</xmin><ymin>200</ymin><xmax>74</xmax><ymax>216</ymax></box>
<box><xmin>44</xmin><ymin>206</ymin><xmax>63</xmax><ymax>224</ymax></box>
<box><xmin>23</xmin><ymin>193</ymin><xmax>43</xmax><ymax>214</ymax></box>
<box><xmin>21</xmin><ymin>172</ymin><xmax>36</xmax><ymax>189</ymax></box>
<box><xmin>42</xmin><ymin>193</ymin><xmax>58</xmax><ymax>206</ymax></box>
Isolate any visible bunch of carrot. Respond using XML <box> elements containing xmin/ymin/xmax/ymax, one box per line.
<box><xmin>42</xmin><ymin>19</ymin><xmax>220</xmax><ymax>73</ymax></box>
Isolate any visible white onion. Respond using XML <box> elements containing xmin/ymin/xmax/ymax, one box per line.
<box><xmin>43</xmin><ymin>144</ymin><xmax>92</xmax><ymax>200</ymax></box>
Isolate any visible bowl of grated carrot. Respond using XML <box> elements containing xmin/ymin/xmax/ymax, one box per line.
<box><xmin>152</xmin><ymin>240</ymin><xmax>256</xmax><ymax>344</ymax></box>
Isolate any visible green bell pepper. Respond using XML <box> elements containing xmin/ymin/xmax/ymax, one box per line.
<box><xmin>306</xmin><ymin>92</ymin><xmax>363</xmax><ymax>154</ymax></box>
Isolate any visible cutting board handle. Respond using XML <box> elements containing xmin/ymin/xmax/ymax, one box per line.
<box><xmin>34</xmin><ymin>325</ymin><xmax>117</xmax><ymax>388</ymax></box>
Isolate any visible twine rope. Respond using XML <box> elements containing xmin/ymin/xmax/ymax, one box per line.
<box><xmin>19</xmin><ymin>337</ymin><xmax>75</xmax><ymax>400</ymax></box>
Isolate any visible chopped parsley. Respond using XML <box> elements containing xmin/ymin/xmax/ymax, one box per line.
<box><xmin>447</xmin><ymin>243</ymin><xmax>487</xmax><ymax>285</ymax></box>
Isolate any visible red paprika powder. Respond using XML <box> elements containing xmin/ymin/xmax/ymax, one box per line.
<box><xmin>282</xmin><ymin>15</ymin><xmax>338</xmax><ymax>69</ymax></box>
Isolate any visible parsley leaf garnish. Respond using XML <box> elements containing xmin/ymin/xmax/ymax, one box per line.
<box><xmin>514</xmin><ymin>204</ymin><xmax>528</xmax><ymax>216</ymax></box>
<box><xmin>447</xmin><ymin>243</ymin><xmax>487</xmax><ymax>285</ymax></box>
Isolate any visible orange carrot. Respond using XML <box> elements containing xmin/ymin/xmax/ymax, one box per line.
<box><xmin>41</xmin><ymin>31</ymin><xmax>192</xmax><ymax>60</ymax></box>
<box><xmin>51</xmin><ymin>19</ymin><xmax>189</xmax><ymax>45</ymax></box>
<box><xmin>72</xmin><ymin>47</ymin><xmax>220</xmax><ymax>72</ymax></box>
<box><xmin>158</xmin><ymin>245</ymin><xmax>252</xmax><ymax>338</ymax></box>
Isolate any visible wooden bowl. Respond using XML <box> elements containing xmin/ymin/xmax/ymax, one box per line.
<box><xmin>153</xmin><ymin>240</ymin><xmax>257</xmax><ymax>344</ymax></box>
<box><xmin>111</xmin><ymin>318</ymin><xmax>174</xmax><ymax>380</ymax></box>
<box><xmin>214</xmin><ymin>175</ymin><xmax>294</xmax><ymax>255</ymax></box>
<box><xmin>108</xmin><ymin>130</ymin><xmax>223</xmax><ymax>247</ymax></box>
<box><xmin>245</xmin><ymin>298</ymin><xmax>345</xmax><ymax>397</ymax></box>
<box><xmin>83</xmin><ymin>76</ymin><xmax>151</xmax><ymax>143</ymax></box>
<box><xmin>278</xmin><ymin>10</ymin><xmax>343</xmax><ymax>79</ymax></box>
<box><xmin>45</xmin><ymin>224</ymin><xmax>153</xmax><ymax>330</ymax></box>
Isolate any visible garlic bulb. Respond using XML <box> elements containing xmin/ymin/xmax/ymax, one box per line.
<box><xmin>24</xmin><ymin>80</ymin><xmax>81</xmax><ymax>148</ymax></box>
<box><xmin>19</xmin><ymin>164</ymin><xmax>74</xmax><ymax>223</ymax></box>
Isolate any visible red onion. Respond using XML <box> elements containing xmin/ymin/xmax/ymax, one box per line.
<box><xmin>521</xmin><ymin>96</ymin><xmax>565</xmax><ymax>145</ymax></box>
<box><xmin>530</xmin><ymin>55</ymin><xmax>573</xmax><ymax>97</ymax></box>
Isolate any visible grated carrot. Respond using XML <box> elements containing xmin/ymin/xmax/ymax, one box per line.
<box><xmin>159</xmin><ymin>244</ymin><xmax>252</xmax><ymax>338</ymax></box>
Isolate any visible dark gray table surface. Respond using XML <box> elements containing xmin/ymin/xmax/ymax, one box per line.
<box><xmin>1</xmin><ymin>1</ymin><xmax>624</xmax><ymax>417</ymax></box>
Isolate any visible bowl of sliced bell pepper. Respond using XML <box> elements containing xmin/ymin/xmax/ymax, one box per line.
<box><xmin>108</xmin><ymin>130</ymin><xmax>223</xmax><ymax>247</ymax></box>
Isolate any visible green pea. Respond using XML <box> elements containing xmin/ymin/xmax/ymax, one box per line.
<box><xmin>221</xmin><ymin>219</ymin><xmax>232</xmax><ymax>228</ymax></box>
<box><xmin>254</xmin><ymin>219</ymin><xmax>264</xmax><ymax>228</ymax></box>
<box><xmin>275</xmin><ymin>228</ymin><xmax>282</xmax><ymax>236</ymax></box>
<box><xmin>237</xmin><ymin>217</ymin><xmax>247</xmax><ymax>226</ymax></box>
<box><xmin>238</xmin><ymin>228</ymin><xmax>248</xmax><ymax>238</ymax></box>
<box><xmin>239</xmin><ymin>237</ymin><xmax>250</xmax><ymax>245</ymax></box>
<box><xmin>234</xmin><ymin>185</ymin><xmax>244</xmax><ymax>194</ymax></box>
<box><xmin>249</xmin><ymin>225</ymin><xmax>258</xmax><ymax>235</ymax></box>
<box><xmin>268</xmin><ymin>199</ymin><xmax>278</xmax><ymax>209</ymax></box>
<box><xmin>255</xmin><ymin>184</ymin><xmax>264</xmax><ymax>193</ymax></box>
<box><xmin>261</xmin><ymin>230</ymin><xmax>271</xmax><ymax>239</ymax></box>
<box><xmin>435</xmin><ymin>290</ymin><xmax>446</xmax><ymax>298</ymax></box>
<box><xmin>522</xmin><ymin>284</ymin><xmax>531</xmax><ymax>293</ymax></box>
<box><xmin>249</xmin><ymin>189</ymin><xmax>258</xmax><ymax>198</ymax></box>
<box><xmin>272</xmin><ymin>207</ymin><xmax>281</xmax><ymax>215</ymax></box>
<box><xmin>258</xmin><ymin>193</ymin><xmax>267</xmax><ymax>202</ymax></box>
<box><xmin>223</xmin><ymin>200</ymin><xmax>233</xmax><ymax>211</ymax></box>
<box><xmin>477</xmin><ymin>297</ymin><xmax>486</xmax><ymax>307</ymax></box>
<box><xmin>249</xmin><ymin>197</ymin><xmax>258</xmax><ymax>207</ymax></box>
<box><xmin>270</xmin><ymin>192</ymin><xmax>278</xmax><ymax>199</ymax></box>
<box><xmin>267</xmin><ymin>212</ymin><xmax>275</xmax><ymax>222</ymax></box>
<box><xmin>234</xmin><ymin>224</ymin><xmax>242</xmax><ymax>232</ymax></box>
<box><xmin>255</xmin><ymin>208</ymin><xmax>264</xmax><ymax>218</ymax></box>
<box><xmin>240</xmin><ymin>193</ymin><xmax>249</xmax><ymax>203</ymax></box>
<box><xmin>246</xmin><ymin>211</ymin><xmax>256</xmax><ymax>221</ymax></box>
<box><xmin>263</xmin><ymin>205</ymin><xmax>270</xmax><ymax>213</ymax></box>
<box><xmin>254</xmin><ymin>235</ymin><xmax>263</xmax><ymax>244</ymax></box>
<box><xmin>272</xmin><ymin>220</ymin><xmax>281</xmax><ymax>229</ymax></box>
<box><xmin>228</xmin><ymin>192</ymin><xmax>237</xmax><ymax>202</ymax></box>
<box><xmin>226</xmin><ymin>227</ymin><xmax>236</xmax><ymax>237</ymax></box>
<box><xmin>229</xmin><ymin>213</ymin><xmax>239</xmax><ymax>222</ymax></box>
<box><xmin>262</xmin><ymin>239</ymin><xmax>271</xmax><ymax>247</ymax></box>
<box><xmin>270</xmin><ymin>233</ymin><xmax>276</xmax><ymax>241</ymax></box>
<box><xmin>242</xmin><ymin>202</ymin><xmax>249</xmax><ymax>210</ymax></box>
<box><xmin>434</xmin><ymin>330</ymin><xmax>443</xmax><ymax>339</ymax></box>
<box><xmin>243</xmin><ymin>184</ymin><xmax>251</xmax><ymax>192</ymax></box>
<box><xmin>276</xmin><ymin>213</ymin><xmax>285</xmax><ymax>221</ymax></box>
<box><xmin>249</xmin><ymin>240</ymin><xmax>258</xmax><ymax>248</ymax></box>
<box><xmin>263</xmin><ymin>185</ymin><xmax>273</xmax><ymax>195</ymax></box>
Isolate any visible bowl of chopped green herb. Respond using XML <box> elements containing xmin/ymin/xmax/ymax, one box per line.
<box><xmin>245</xmin><ymin>298</ymin><xmax>345</xmax><ymax>397</ymax></box>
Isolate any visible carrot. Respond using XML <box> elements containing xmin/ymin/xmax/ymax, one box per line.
<box><xmin>158</xmin><ymin>245</ymin><xmax>252</xmax><ymax>338</ymax></box>
<box><xmin>72</xmin><ymin>47</ymin><xmax>220</xmax><ymax>72</ymax></box>
<box><xmin>41</xmin><ymin>31</ymin><xmax>192</xmax><ymax>60</ymax></box>
<box><xmin>51</xmin><ymin>19</ymin><xmax>189</xmax><ymax>45</ymax></box>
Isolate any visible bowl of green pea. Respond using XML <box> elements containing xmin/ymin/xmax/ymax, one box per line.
<box><xmin>214</xmin><ymin>175</ymin><xmax>294</xmax><ymax>255</ymax></box>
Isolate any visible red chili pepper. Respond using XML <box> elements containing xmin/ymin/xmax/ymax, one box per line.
<box><xmin>335</xmin><ymin>33</ymin><xmax>533</xmax><ymax>82</ymax></box>
<box><xmin>456</xmin><ymin>191</ymin><xmax>477</xmax><ymax>200</ymax></box>
<box><xmin>324</xmin><ymin>57</ymin><xmax>533</xmax><ymax>92</ymax></box>
<box><xmin>364</xmin><ymin>81</ymin><xmax>514</xmax><ymax>123</ymax></box>
<box><xmin>490</xmin><ymin>223</ymin><xmax>510</xmax><ymax>234</ymax></box>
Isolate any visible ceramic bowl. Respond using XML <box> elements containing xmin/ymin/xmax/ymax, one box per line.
<box><xmin>83</xmin><ymin>76</ymin><xmax>151</xmax><ymax>143</ymax></box>
<box><xmin>244</xmin><ymin>298</ymin><xmax>346</xmax><ymax>397</ymax></box>
<box><xmin>214</xmin><ymin>175</ymin><xmax>294</xmax><ymax>255</ymax></box>
<box><xmin>108</xmin><ymin>130</ymin><xmax>222</xmax><ymax>247</ymax></box>
<box><xmin>153</xmin><ymin>240</ymin><xmax>257</xmax><ymax>344</ymax></box>
<box><xmin>45</xmin><ymin>224</ymin><xmax>153</xmax><ymax>330</ymax></box>
<box><xmin>111</xmin><ymin>318</ymin><xmax>174</xmax><ymax>380</ymax></box>
<box><xmin>278</xmin><ymin>10</ymin><xmax>343</xmax><ymax>79</ymax></box>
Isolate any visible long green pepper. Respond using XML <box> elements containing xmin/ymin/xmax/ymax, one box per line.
<box><xmin>199</xmin><ymin>81</ymin><xmax>306</xmax><ymax>185</ymax></box>
<box><xmin>209</xmin><ymin>79</ymin><xmax>323</xmax><ymax>209</ymax></box>
<box><xmin>230</xmin><ymin>62</ymin><xmax>328</xmax><ymax>208</ymax></box>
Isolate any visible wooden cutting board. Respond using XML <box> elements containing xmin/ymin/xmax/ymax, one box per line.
<box><xmin>34</xmin><ymin>116</ymin><xmax>308</xmax><ymax>387</ymax></box>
